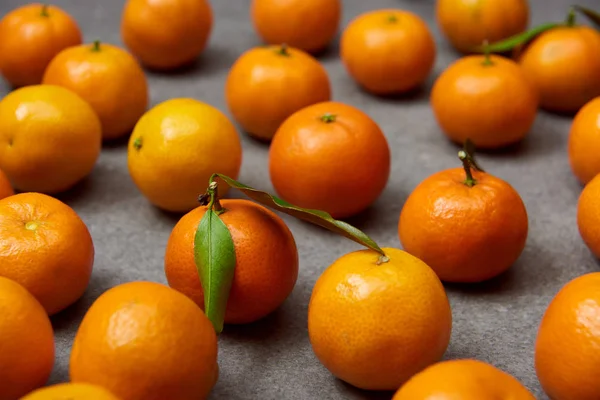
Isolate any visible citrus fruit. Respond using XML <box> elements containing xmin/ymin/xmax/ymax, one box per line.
<box><xmin>0</xmin><ymin>192</ymin><xmax>94</xmax><ymax>315</ymax></box>
<box><xmin>127</xmin><ymin>98</ymin><xmax>242</xmax><ymax>213</ymax></box>
<box><xmin>121</xmin><ymin>0</ymin><xmax>213</xmax><ymax>70</ymax></box>
<box><xmin>165</xmin><ymin>198</ymin><xmax>299</xmax><ymax>324</ymax></box>
<box><xmin>392</xmin><ymin>359</ymin><xmax>535</xmax><ymax>399</ymax></box>
<box><xmin>399</xmin><ymin>153</ymin><xmax>528</xmax><ymax>283</ymax></box>
<box><xmin>0</xmin><ymin>3</ymin><xmax>81</xmax><ymax>88</ymax></box>
<box><xmin>0</xmin><ymin>168</ymin><xmax>14</xmax><ymax>200</ymax></box>
<box><xmin>436</xmin><ymin>0</ymin><xmax>529</xmax><ymax>53</ymax></box>
<box><xmin>518</xmin><ymin>23</ymin><xmax>600</xmax><ymax>113</ymax></box>
<box><xmin>42</xmin><ymin>40</ymin><xmax>148</xmax><ymax>141</ymax></box>
<box><xmin>577</xmin><ymin>173</ymin><xmax>600</xmax><ymax>259</ymax></box>
<box><xmin>0</xmin><ymin>84</ymin><xmax>102</xmax><ymax>194</ymax></box>
<box><xmin>70</xmin><ymin>281</ymin><xmax>219</xmax><ymax>400</ymax></box>
<box><xmin>340</xmin><ymin>9</ymin><xmax>436</xmax><ymax>95</ymax></box>
<box><xmin>308</xmin><ymin>247</ymin><xmax>452</xmax><ymax>391</ymax></box>
<box><xmin>225</xmin><ymin>44</ymin><xmax>331</xmax><ymax>141</ymax></box>
<box><xmin>269</xmin><ymin>101</ymin><xmax>390</xmax><ymax>219</ymax></box>
<box><xmin>535</xmin><ymin>272</ymin><xmax>600</xmax><ymax>400</ymax></box>
<box><xmin>251</xmin><ymin>0</ymin><xmax>341</xmax><ymax>54</ymax></box>
<box><xmin>568</xmin><ymin>96</ymin><xmax>600</xmax><ymax>185</ymax></box>
<box><xmin>431</xmin><ymin>53</ymin><xmax>538</xmax><ymax>149</ymax></box>
<box><xmin>0</xmin><ymin>276</ymin><xmax>54</xmax><ymax>400</ymax></box>
<box><xmin>21</xmin><ymin>382</ymin><xmax>121</xmax><ymax>400</ymax></box>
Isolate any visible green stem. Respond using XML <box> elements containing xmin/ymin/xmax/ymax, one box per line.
<box><xmin>91</xmin><ymin>40</ymin><xmax>101</xmax><ymax>52</ymax></box>
<box><xmin>133</xmin><ymin>137</ymin><xmax>142</xmax><ymax>150</ymax></box>
<box><xmin>320</xmin><ymin>113</ymin><xmax>336</xmax><ymax>123</ymax></box>
<box><xmin>458</xmin><ymin>150</ymin><xmax>476</xmax><ymax>187</ymax></box>
<box><xmin>40</xmin><ymin>4</ymin><xmax>49</xmax><ymax>17</ymax></box>
<box><xmin>207</xmin><ymin>181</ymin><xmax>223</xmax><ymax>213</ymax></box>
<box><xmin>387</xmin><ymin>14</ymin><xmax>398</xmax><ymax>23</ymax></box>
<box><xmin>277</xmin><ymin>43</ymin><xmax>290</xmax><ymax>57</ymax></box>
<box><xmin>376</xmin><ymin>254</ymin><xmax>390</xmax><ymax>265</ymax></box>
<box><xmin>481</xmin><ymin>40</ymin><xmax>493</xmax><ymax>66</ymax></box>
<box><xmin>566</xmin><ymin>6</ymin><xmax>577</xmax><ymax>26</ymax></box>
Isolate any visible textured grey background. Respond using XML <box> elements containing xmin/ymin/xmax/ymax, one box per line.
<box><xmin>1</xmin><ymin>0</ymin><xmax>598</xmax><ymax>399</ymax></box>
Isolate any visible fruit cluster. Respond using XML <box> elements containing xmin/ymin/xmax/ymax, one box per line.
<box><xmin>0</xmin><ymin>0</ymin><xmax>599</xmax><ymax>399</ymax></box>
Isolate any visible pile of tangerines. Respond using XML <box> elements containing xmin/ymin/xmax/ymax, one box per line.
<box><xmin>0</xmin><ymin>0</ymin><xmax>600</xmax><ymax>399</ymax></box>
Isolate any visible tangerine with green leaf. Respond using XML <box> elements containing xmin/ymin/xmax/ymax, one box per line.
<box><xmin>0</xmin><ymin>3</ymin><xmax>82</xmax><ymax>88</ymax></box>
<box><xmin>42</xmin><ymin>40</ymin><xmax>149</xmax><ymax>141</ymax></box>
<box><xmin>436</xmin><ymin>0</ymin><xmax>529</xmax><ymax>53</ymax></box>
<box><xmin>70</xmin><ymin>281</ymin><xmax>219</xmax><ymax>400</ymax></box>
<box><xmin>164</xmin><ymin>182</ymin><xmax>299</xmax><ymax>331</ymax></box>
<box><xmin>568</xmin><ymin>97</ymin><xmax>600</xmax><ymax>185</ymax></box>
<box><xmin>225</xmin><ymin>44</ymin><xmax>331</xmax><ymax>141</ymax></box>
<box><xmin>269</xmin><ymin>101</ymin><xmax>390</xmax><ymax>219</ymax></box>
<box><xmin>431</xmin><ymin>52</ymin><xmax>538</xmax><ymax>149</ymax></box>
<box><xmin>127</xmin><ymin>98</ymin><xmax>242</xmax><ymax>213</ymax></box>
<box><xmin>251</xmin><ymin>0</ymin><xmax>341</xmax><ymax>54</ymax></box>
<box><xmin>308</xmin><ymin>247</ymin><xmax>452</xmax><ymax>390</ymax></box>
<box><xmin>398</xmin><ymin>148</ymin><xmax>528</xmax><ymax>283</ymax></box>
<box><xmin>340</xmin><ymin>9</ymin><xmax>436</xmax><ymax>95</ymax></box>
<box><xmin>517</xmin><ymin>10</ymin><xmax>600</xmax><ymax>113</ymax></box>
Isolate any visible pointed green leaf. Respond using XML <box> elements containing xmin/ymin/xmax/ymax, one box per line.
<box><xmin>470</xmin><ymin>22</ymin><xmax>562</xmax><ymax>53</ymax></box>
<box><xmin>212</xmin><ymin>174</ymin><xmax>386</xmax><ymax>256</ymax></box>
<box><xmin>574</xmin><ymin>5</ymin><xmax>600</xmax><ymax>29</ymax></box>
<box><xmin>194</xmin><ymin>208</ymin><xmax>236</xmax><ymax>334</ymax></box>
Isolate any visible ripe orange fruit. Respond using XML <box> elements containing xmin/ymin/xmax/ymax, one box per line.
<box><xmin>568</xmin><ymin>97</ymin><xmax>600</xmax><ymax>185</ymax></box>
<box><xmin>399</xmin><ymin>155</ymin><xmax>528</xmax><ymax>283</ymax></box>
<box><xmin>0</xmin><ymin>3</ymin><xmax>81</xmax><ymax>88</ymax></box>
<box><xmin>0</xmin><ymin>276</ymin><xmax>54</xmax><ymax>400</ymax></box>
<box><xmin>436</xmin><ymin>0</ymin><xmax>529</xmax><ymax>53</ymax></box>
<box><xmin>42</xmin><ymin>40</ymin><xmax>148</xmax><ymax>141</ymax></box>
<box><xmin>0</xmin><ymin>168</ymin><xmax>14</xmax><ymax>200</ymax></box>
<box><xmin>22</xmin><ymin>382</ymin><xmax>121</xmax><ymax>400</ymax></box>
<box><xmin>518</xmin><ymin>24</ymin><xmax>600</xmax><ymax>113</ymax></box>
<box><xmin>165</xmin><ymin>198</ymin><xmax>298</xmax><ymax>324</ymax></box>
<box><xmin>340</xmin><ymin>9</ymin><xmax>436</xmax><ymax>95</ymax></box>
<box><xmin>70</xmin><ymin>281</ymin><xmax>219</xmax><ymax>400</ymax></box>
<box><xmin>392</xmin><ymin>359</ymin><xmax>535</xmax><ymax>399</ymax></box>
<box><xmin>308</xmin><ymin>247</ymin><xmax>452</xmax><ymax>390</ymax></box>
<box><xmin>121</xmin><ymin>0</ymin><xmax>213</xmax><ymax>70</ymax></box>
<box><xmin>251</xmin><ymin>0</ymin><xmax>341</xmax><ymax>54</ymax></box>
<box><xmin>535</xmin><ymin>272</ymin><xmax>600</xmax><ymax>400</ymax></box>
<box><xmin>0</xmin><ymin>192</ymin><xmax>94</xmax><ymax>315</ymax></box>
<box><xmin>431</xmin><ymin>54</ymin><xmax>538</xmax><ymax>149</ymax></box>
<box><xmin>225</xmin><ymin>44</ymin><xmax>331</xmax><ymax>141</ymax></box>
<box><xmin>127</xmin><ymin>98</ymin><xmax>242</xmax><ymax>213</ymax></box>
<box><xmin>269</xmin><ymin>101</ymin><xmax>390</xmax><ymax>219</ymax></box>
<box><xmin>0</xmin><ymin>84</ymin><xmax>102</xmax><ymax>194</ymax></box>
<box><xmin>577</xmin><ymin>173</ymin><xmax>600</xmax><ymax>259</ymax></box>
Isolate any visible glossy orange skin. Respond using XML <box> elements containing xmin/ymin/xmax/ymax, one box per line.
<box><xmin>518</xmin><ymin>26</ymin><xmax>600</xmax><ymax>114</ymax></box>
<box><xmin>568</xmin><ymin>97</ymin><xmax>600</xmax><ymax>185</ymax></box>
<box><xmin>0</xmin><ymin>192</ymin><xmax>94</xmax><ymax>315</ymax></box>
<box><xmin>121</xmin><ymin>0</ymin><xmax>213</xmax><ymax>70</ymax></box>
<box><xmin>165</xmin><ymin>199</ymin><xmax>299</xmax><ymax>324</ymax></box>
<box><xmin>577</xmin><ymin>174</ymin><xmax>600</xmax><ymax>259</ymax></box>
<box><xmin>251</xmin><ymin>0</ymin><xmax>341</xmax><ymax>53</ymax></box>
<box><xmin>308</xmin><ymin>247</ymin><xmax>452</xmax><ymax>391</ymax></box>
<box><xmin>0</xmin><ymin>276</ymin><xmax>54</xmax><ymax>400</ymax></box>
<box><xmin>43</xmin><ymin>42</ymin><xmax>148</xmax><ymax>141</ymax></box>
<box><xmin>436</xmin><ymin>0</ymin><xmax>529</xmax><ymax>53</ymax></box>
<box><xmin>70</xmin><ymin>281</ymin><xmax>218</xmax><ymax>400</ymax></box>
<box><xmin>340</xmin><ymin>9</ymin><xmax>436</xmax><ymax>95</ymax></box>
<box><xmin>0</xmin><ymin>84</ymin><xmax>102</xmax><ymax>194</ymax></box>
<box><xmin>22</xmin><ymin>382</ymin><xmax>121</xmax><ymax>400</ymax></box>
<box><xmin>535</xmin><ymin>272</ymin><xmax>600</xmax><ymax>400</ymax></box>
<box><xmin>0</xmin><ymin>169</ymin><xmax>13</xmax><ymax>200</ymax></box>
<box><xmin>431</xmin><ymin>54</ymin><xmax>538</xmax><ymax>149</ymax></box>
<box><xmin>269</xmin><ymin>101</ymin><xmax>390</xmax><ymax>219</ymax></box>
<box><xmin>393</xmin><ymin>359</ymin><xmax>535</xmax><ymax>399</ymax></box>
<box><xmin>399</xmin><ymin>167</ymin><xmax>528</xmax><ymax>283</ymax></box>
<box><xmin>225</xmin><ymin>45</ymin><xmax>331</xmax><ymax>141</ymax></box>
<box><xmin>0</xmin><ymin>3</ymin><xmax>81</xmax><ymax>88</ymax></box>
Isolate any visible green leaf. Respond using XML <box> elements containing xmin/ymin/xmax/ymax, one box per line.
<box><xmin>470</xmin><ymin>22</ymin><xmax>562</xmax><ymax>53</ymax></box>
<box><xmin>194</xmin><ymin>208</ymin><xmax>236</xmax><ymax>334</ymax></box>
<box><xmin>574</xmin><ymin>5</ymin><xmax>600</xmax><ymax>29</ymax></box>
<box><xmin>212</xmin><ymin>174</ymin><xmax>386</xmax><ymax>257</ymax></box>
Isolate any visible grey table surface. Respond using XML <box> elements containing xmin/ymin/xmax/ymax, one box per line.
<box><xmin>1</xmin><ymin>0</ymin><xmax>598</xmax><ymax>399</ymax></box>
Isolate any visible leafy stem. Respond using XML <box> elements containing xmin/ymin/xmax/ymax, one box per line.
<box><xmin>481</xmin><ymin>40</ymin><xmax>493</xmax><ymax>66</ymax></box>
<box><xmin>566</xmin><ymin>6</ymin><xmax>577</xmax><ymax>26</ymax></box>
<box><xmin>40</xmin><ymin>4</ymin><xmax>49</xmax><ymax>17</ymax></box>
<box><xmin>92</xmin><ymin>40</ymin><xmax>101</xmax><ymax>52</ymax></box>
<box><xmin>459</xmin><ymin>151</ymin><xmax>476</xmax><ymax>187</ymax></box>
